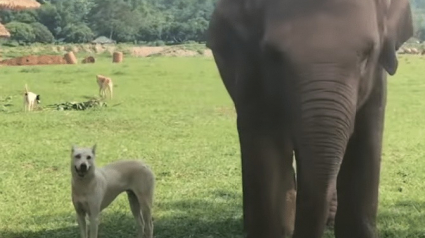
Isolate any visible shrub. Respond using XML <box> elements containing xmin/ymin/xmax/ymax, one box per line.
<box><xmin>30</xmin><ymin>22</ymin><xmax>54</xmax><ymax>43</ymax></box>
<box><xmin>5</xmin><ymin>21</ymin><xmax>35</xmax><ymax>44</ymax></box>
<box><xmin>61</xmin><ymin>24</ymin><xmax>94</xmax><ymax>43</ymax></box>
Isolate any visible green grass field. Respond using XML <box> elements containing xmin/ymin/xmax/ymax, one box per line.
<box><xmin>0</xmin><ymin>53</ymin><xmax>424</xmax><ymax>238</ymax></box>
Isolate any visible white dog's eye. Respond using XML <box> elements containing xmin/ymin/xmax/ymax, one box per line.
<box><xmin>75</xmin><ymin>154</ymin><xmax>81</xmax><ymax>159</ymax></box>
<box><xmin>87</xmin><ymin>156</ymin><xmax>92</xmax><ymax>160</ymax></box>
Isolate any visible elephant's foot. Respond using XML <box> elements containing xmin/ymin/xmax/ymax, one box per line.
<box><xmin>283</xmin><ymin>189</ymin><xmax>296</xmax><ymax>237</ymax></box>
<box><xmin>326</xmin><ymin>189</ymin><xmax>337</xmax><ymax>228</ymax></box>
<box><xmin>326</xmin><ymin>212</ymin><xmax>335</xmax><ymax>228</ymax></box>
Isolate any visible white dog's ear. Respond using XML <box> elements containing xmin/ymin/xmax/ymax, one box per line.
<box><xmin>92</xmin><ymin>144</ymin><xmax>97</xmax><ymax>155</ymax></box>
<box><xmin>71</xmin><ymin>145</ymin><xmax>76</xmax><ymax>153</ymax></box>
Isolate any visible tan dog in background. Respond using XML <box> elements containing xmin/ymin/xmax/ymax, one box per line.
<box><xmin>96</xmin><ymin>75</ymin><xmax>113</xmax><ymax>99</ymax></box>
<box><xmin>23</xmin><ymin>84</ymin><xmax>41</xmax><ymax>112</ymax></box>
<box><xmin>71</xmin><ymin>144</ymin><xmax>155</xmax><ymax>238</ymax></box>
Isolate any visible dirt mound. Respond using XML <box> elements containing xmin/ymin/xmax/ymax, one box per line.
<box><xmin>0</xmin><ymin>55</ymin><xmax>67</xmax><ymax>66</ymax></box>
<box><xmin>203</xmin><ymin>49</ymin><xmax>213</xmax><ymax>57</ymax></box>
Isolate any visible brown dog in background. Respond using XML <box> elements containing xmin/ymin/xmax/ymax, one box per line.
<box><xmin>96</xmin><ymin>75</ymin><xmax>113</xmax><ymax>99</ymax></box>
<box><xmin>23</xmin><ymin>84</ymin><xmax>41</xmax><ymax>112</ymax></box>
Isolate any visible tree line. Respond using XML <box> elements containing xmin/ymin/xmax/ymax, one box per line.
<box><xmin>1</xmin><ymin>0</ymin><xmax>425</xmax><ymax>45</ymax></box>
<box><xmin>0</xmin><ymin>0</ymin><xmax>216</xmax><ymax>45</ymax></box>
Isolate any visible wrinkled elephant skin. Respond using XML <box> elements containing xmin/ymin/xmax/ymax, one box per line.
<box><xmin>206</xmin><ymin>0</ymin><xmax>413</xmax><ymax>237</ymax></box>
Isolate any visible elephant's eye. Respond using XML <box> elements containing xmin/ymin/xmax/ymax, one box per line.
<box><xmin>362</xmin><ymin>42</ymin><xmax>375</xmax><ymax>60</ymax></box>
<box><xmin>359</xmin><ymin>57</ymin><xmax>368</xmax><ymax>75</ymax></box>
<box><xmin>359</xmin><ymin>42</ymin><xmax>374</xmax><ymax>74</ymax></box>
<box><xmin>262</xmin><ymin>42</ymin><xmax>283</xmax><ymax>62</ymax></box>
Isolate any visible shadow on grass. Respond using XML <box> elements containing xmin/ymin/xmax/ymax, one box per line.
<box><xmin>82</xmin><ymin>95</ymin><xmax>100</xmax><ymax>100</ymax></box>
<box><xmin>377</xmin><ymin>200</ymin><xmax>425</xmax><ymax>238</ymax></box>
<box><xmin>3</xmin><ymin>198</ymin><xmax>423</xmax><ymax>238</ymax></box>
<box><xmin>1</xmin><ymin>197</ymin><xmax>243</xmax><ymax>238</ymax></box>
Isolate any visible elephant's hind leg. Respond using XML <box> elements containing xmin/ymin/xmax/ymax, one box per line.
<box><xmin>334</xmin><ymin>76</ymin><xmax>386</xmax><ymax>238</ymax></box>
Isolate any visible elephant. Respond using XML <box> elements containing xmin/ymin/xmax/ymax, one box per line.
<box><xmin>206</xmin><ymin>0</ymin><xmax>413</xmax><ymax>238</ymax></box>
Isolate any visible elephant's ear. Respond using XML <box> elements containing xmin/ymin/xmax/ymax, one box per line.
<box><xmin>206</xmin><ymin>0</ymin><xmax>253</xmax><ymax>52</ymax></box>
<box><xmin>379</xmin><ymin>0</ymin><xmax>413</xmax><ymax>76</ymax></box>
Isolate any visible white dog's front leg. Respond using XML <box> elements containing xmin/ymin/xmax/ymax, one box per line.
<box><xmin>88</xmin><ymin>212</ymin><xmax>100</xmax><ymax>238</ymax></box>
<box><xmin>76</xmin><ymin>212</ymin><xmax>87</xmax><ymax>238</ymax></box>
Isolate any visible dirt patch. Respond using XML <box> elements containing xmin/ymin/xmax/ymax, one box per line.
<box><xmin>130</xmin><ymin>46</ymin><xmax>213</xmax><ymax>57</ymax></box>
<box><xmin>130</xmin><ymin>46</ymin><xmax>165</xmax><ymax>57</ymax></box>
<box><xmin>152</xmin><ymin>48</ymin><xmax>200</xmax><ymax>57</ymax></box>
<box><xmin>203</xmin><ymin>49</ymin><xmax>213</xmax><ymax>57</ymax></box>
<box><xmin>0</xmin><ymin>55</ymin><xmax>67</xmax><ymax>66</ymax></box>
<box><xmin>215</xmin><ymin>106</ymin><xmax>236</xmax><ymax>117</ymax></box>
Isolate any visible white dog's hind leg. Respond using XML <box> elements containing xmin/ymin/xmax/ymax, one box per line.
<box><xmin>76</xmin><ymin>212</ymin><xmax>88</xmax><ymax>238</ymax></box>
<box><xmin>137</xmin><ymin>195</ymin><xmax>153</xmax><ymax>238</ymax></box>
<box><xmin>127</xmin><ymin>191</ymin><xmax>145</xmax><ymax>238</ymax></box>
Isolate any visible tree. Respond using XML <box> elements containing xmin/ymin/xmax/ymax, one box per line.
<box><xmin>0</xmin><ymin>0</ymin><xmax>420</xmax><ymax>44</ymax></box>
<box><xmin>61</xmin><ymin>24</ymin><xmax>94</xmax><ymax>43</ymax></box>
<box><xmin>89</xmin><ymin>0</ymin><xmax>142</xmax><ymax>41</ymax></box>
<box><xmin>35</xmin><ymin>2</ymin><xmax>61</xmax><ymax>37</ymax></box>
<box><xmin>30</xmin><ymin>22</ymin><xmax>54</xmax><ymax>43</ymax></box>
<box><xmin>5</xmin><ymin>21</ymin><xmax>36</xmax><ymax>44</ymax></box>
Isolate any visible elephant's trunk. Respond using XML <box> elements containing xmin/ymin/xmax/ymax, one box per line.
<box><xmin>292</xmin><ymin>66</ymin><xmax>358</xmax><ymax>237</ymax></box>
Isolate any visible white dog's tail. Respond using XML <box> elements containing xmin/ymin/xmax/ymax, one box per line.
<box><xmin>24</xmin><ymin>84</ymin><xmax>29</xmax><ymax>93</ymax></box>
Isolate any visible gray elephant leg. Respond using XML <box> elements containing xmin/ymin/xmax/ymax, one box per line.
<box><xmin>292</xmin><ymin>158</ymin><xmax>336</xmax><ymax>229</ymax></box>
<box><xmin>238</xmin><ymin>114</ymin><xmax>295</xmax><ymax>238</ymax></box>
<box><xmin>211</xmin><ymin>43</ymin><xmax>296</xmax><ymax>237</ymax></box>
<box><xmin>334</xmin><ymin>75</ymin><xmax>386</xmax><ymax>238</ymax></box>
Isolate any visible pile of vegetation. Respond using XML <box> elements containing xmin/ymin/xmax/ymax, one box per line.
<box><xmin>0</xmin><ymin>96</ymin><xmax>13</xmax><ymax>112</ymax></box>
<box><xmin>48</xmin><ymin>98</ymin><xmax>107</xmax><ymax>111</ymax></box>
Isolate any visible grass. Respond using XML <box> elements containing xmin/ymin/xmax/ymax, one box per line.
<box><xmin>0</xmin><ymin>53</ymin><xmax>424</xmax><ymax>238</ymax></box>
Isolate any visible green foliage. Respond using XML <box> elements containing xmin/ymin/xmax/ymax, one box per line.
<box><xmin>5</xmin><ymin>21</ymin><xmax>36</xmax><ymax>44</ymax></box>
<box><xmin>61</xmin><ymin>24</ymin><xmax>94</xmax><ymax>43</ymax></box>
<box><xmin>0</xmin><ymin>0</ymin><xmax>216</xmax><ymax>44</ymax></box>
<box><xmin>2</xmin><ymin>0</ymin><xmax>425</xmax><ymax>43</ymax></box>
<box><xmin>35</xmin><ymin>2</ymin><xmax>62</xmax><ymax>37</ymax></box>
<box><xmin>11</xmin><ymin>11</ymin><xmax>38</xmax><ymax>23</ymax></box>
<box><xmin>30</xmin><ymin>22</ymin><xmax>54</xmax><ymax>43</ymax></box>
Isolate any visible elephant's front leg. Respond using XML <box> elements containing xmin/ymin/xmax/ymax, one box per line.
<box><xmin>237</xmin><ymin>117</ymin><xmax>294</xmax><ymax>238</ymax></box>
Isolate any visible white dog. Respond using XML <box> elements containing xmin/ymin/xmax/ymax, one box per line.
<box><xmin>71</xmin><ymin>144</ymin><xmax>155</xmax><ymax>238</ymax></box>
<box><xmin>96</xmin><ymin>75</ymin><xmax>113</xmax><ymax>99</ymax></box>
<box><xmin>23</xmin><ymin>84</ymin><xmax>40</xmax><ymax>111</ymax></box>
